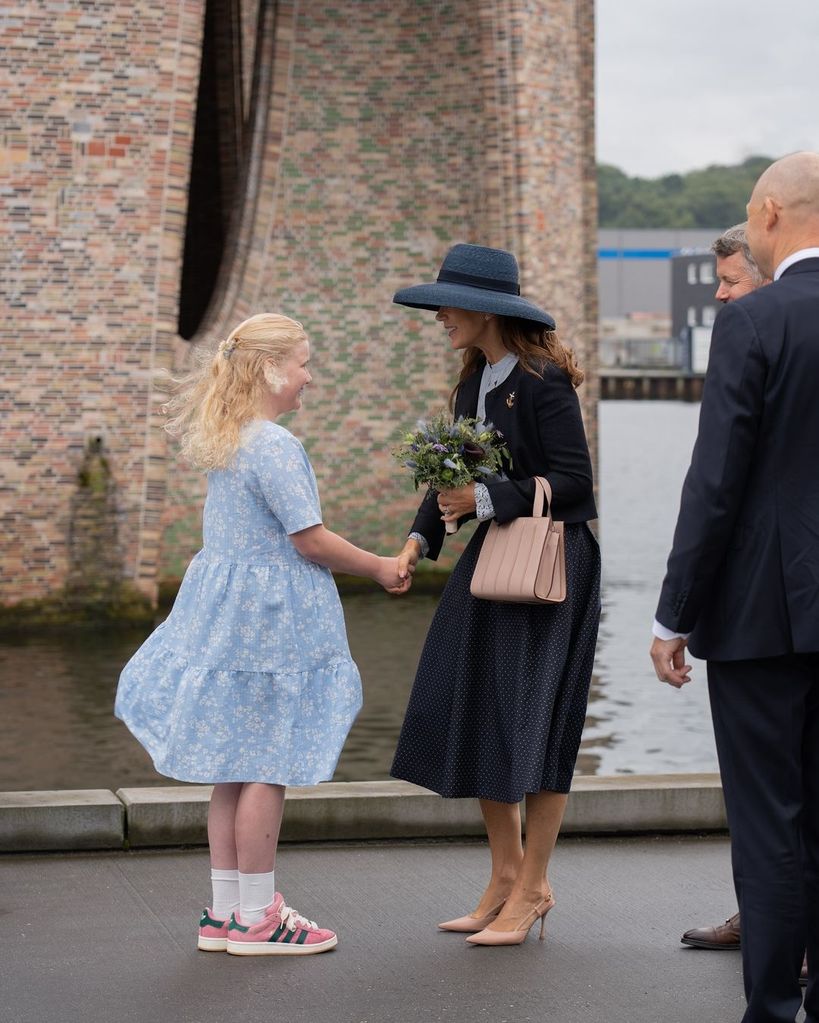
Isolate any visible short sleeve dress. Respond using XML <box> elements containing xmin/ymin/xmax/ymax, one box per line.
<box><xmin>115</xmin><ymin>420</ymin><xmax>362</xmax><ymax>786</ymax></box>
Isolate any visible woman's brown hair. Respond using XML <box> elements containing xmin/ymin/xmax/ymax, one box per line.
<box><xmin>449</xmin><ymin>316</ymin><xmax>584</xmax><ymax>410</ymax></box>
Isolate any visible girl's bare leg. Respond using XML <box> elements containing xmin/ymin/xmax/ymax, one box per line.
<box><xmin>207</xmin><ymin>782</ymin><xmax>243</xmax><ymax>869</ymax></box>
<box><xmin>235</xmin><ymin>782</ymin><xmax>286</xmax><ymax>873</ymax></box>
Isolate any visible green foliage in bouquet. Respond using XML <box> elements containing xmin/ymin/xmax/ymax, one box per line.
<box><xmin>393</xmin><ymin>412</ymin><xmax>511</xmax><ymax>491</ymax></box>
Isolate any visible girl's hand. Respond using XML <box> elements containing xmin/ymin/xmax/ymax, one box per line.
<box><xmin>378</xmin><ymin>555</ymin><xmax>414</xmax><ymax>594</ymax></box>
<box><xmin>438</xmin><ymin>484</ymin><xmax>477</xmax><ymax>526</ymax></box>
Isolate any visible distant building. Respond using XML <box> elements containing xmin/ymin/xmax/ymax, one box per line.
<box><xmin>598</xmin><ymin>229</ymin><xmax>718</xmax><ymax>373</ymax></box>
<box><xmin>671</xmin><ymin>253</ymin><xmax>719</xmax><ymax>373</ymax></box>
<box><xmin>598</xmin><ymin>228</ymin><xmax>718</xmax><ymax>317</ymax></box>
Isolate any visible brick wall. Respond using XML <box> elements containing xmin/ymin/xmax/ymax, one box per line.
<box><xmin>1</xmin><ymin>0</ymin><xmax>596</xmax><ymax>606</ymax></box>
<box><xmin>162</xmin><ymin>0</ymin><xmax>598</xmax><ymax>580</ymax></box>
<box><xmin>0</xmin><ymin>0</ymin><xmax>205</xmax><ymax>604</ymax></box>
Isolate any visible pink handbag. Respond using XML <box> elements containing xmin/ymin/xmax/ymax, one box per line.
<box><xmin>470</xmin><ymin>477</ymin><xmax>566</xmax><ymax>604</ymax></box>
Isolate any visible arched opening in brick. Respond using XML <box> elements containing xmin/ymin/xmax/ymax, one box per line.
<box><xmin>178</xmin><ymin>0</ymin><xmax>247</xmax><ymax>340</ymax></box>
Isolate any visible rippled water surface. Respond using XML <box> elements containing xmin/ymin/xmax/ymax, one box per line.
<box><xmin>0</xmin><ymin>402</ymin><xmax>718</xmax><ymax>790</ymax></box>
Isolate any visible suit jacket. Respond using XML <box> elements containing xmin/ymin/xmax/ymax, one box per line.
<box><xmin>656</xmin><ymin>257</ymin><xmax>819</xmax><ymax>661</ymax></box>
<box><xmin>409</xmin><ymin>359</ymin><xmax>597</xmax><ymax>560</ymax></box>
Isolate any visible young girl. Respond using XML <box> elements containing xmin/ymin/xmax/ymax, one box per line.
<box><xmin>115</xmin><ymin>313</ymin><xmax>409</xmax><ymax>956</ymax></box>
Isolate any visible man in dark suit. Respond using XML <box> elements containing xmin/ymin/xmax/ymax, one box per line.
<box><xmin>650</xmin><ymin>151</ymin><xmax>819</xmax><ymax>1023</ymax></box>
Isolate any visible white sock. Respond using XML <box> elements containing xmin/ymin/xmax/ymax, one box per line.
<box><xmin>210</xmin><ymin>868</ymin><xmax>240</xmax><ymax>920</ymax></box>
<box><xmin>239</xmin><ymin>870</ymin><xmax>276</xmax><ymax>924</ymax></box>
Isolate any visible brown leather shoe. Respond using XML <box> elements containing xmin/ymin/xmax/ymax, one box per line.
<box><xmin>681</xmin><ymin>911</ymin><xmax>741</xmax><ymax>950</ymax></box>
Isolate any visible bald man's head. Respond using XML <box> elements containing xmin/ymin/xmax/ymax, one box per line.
<box><xmin>746</xmin><ymin>152</ymin><xmax>819</xmax><ymax>278</ymax></box>
<box><xmin>751</xmin><ymin>152</ymin><xmax>819</xmax><ymax>211</ymax></box>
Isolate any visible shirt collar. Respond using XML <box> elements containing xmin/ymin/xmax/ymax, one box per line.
<box><xmin>482</xmin><ymin>352</ymin><xmax>518</xmax><ymax>379</ymax></box>
<box><xmin>773</xmin><ymin>248</ymin><xmax>819</xmax><ymax>280</ymax></box>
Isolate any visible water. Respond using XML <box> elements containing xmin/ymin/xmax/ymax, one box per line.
<box><xmin>0</xmin><ymin>401</ymin><xmax>718</xmax><ymax>791</ymax></box>
<box><xmin>593</xmin><ymin>401</ymin><xmax>714</xmax><ymax>775</ymax></box>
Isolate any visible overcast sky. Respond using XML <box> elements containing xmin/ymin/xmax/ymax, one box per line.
<box><xmin>596</xmin><ymin>0</ymin><xmax>819</xmax><ymax>178</ymax></box>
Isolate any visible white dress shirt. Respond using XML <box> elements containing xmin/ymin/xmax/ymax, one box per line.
<box><xmin>773</xmin><ymin>248</ymin><xmax>819</xmax><ymax>280</ymax></box>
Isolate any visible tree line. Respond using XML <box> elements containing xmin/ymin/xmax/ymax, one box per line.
<box><xmin>598</xmin><ymin>156</ymin><xmax>774</xmax><ymax>228</ymax></box>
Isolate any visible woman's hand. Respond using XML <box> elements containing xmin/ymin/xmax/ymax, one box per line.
<box><xmin>438</xmin><ymin>484</ymin><xmax>477</xmax><ymax>527</ymax></box>
<box><xmin>377</xmin><ymin>555</ymin><xmax>414</xmax><ymax>594</ymax></box>
<box><xmin>388</xmin><ymin>539</ymin><xmax>421</xmax><ymax>596</ymax></box>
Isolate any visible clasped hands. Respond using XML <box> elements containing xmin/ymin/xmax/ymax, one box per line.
<box><xmin>387</xmin><ymin>484</ymin><xmax>477</xmax><ymax>597</ymax></box>
<box><xmin>380</xmin><ymin>556</ymin><xmax>414</xmax><ymax>595</ymax></box>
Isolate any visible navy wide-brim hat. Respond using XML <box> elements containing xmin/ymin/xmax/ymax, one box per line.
<box><xmin>393</xmin><ymin>243</ymin><xmax>556</xmax><ymax>330</ymax></box>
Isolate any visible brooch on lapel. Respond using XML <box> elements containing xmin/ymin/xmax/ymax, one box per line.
<box><xmin>506</xmin><ymin>391</ymin><xmax>516</xmax><ymax>409</ymax></box>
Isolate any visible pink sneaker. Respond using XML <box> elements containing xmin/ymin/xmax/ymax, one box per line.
<box><xmin>226</xmin><ymin>893</ymin><xmax>338</xmax><ymax>956</ymax></box>
<box><xmin>197</xmin><ymin>908</ymin><xmax>230</xmax><ymax>951</ymax></box>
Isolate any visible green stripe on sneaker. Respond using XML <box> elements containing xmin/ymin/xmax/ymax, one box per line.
<box><xmin>229</xmin><ymin>919</ymin><xmax>249</xmax><ymax>934</ymax></box>
<box><xmin>269</xmin><ymin>925</ymin><xmax>286</xmax><ymax>942</ymax></box>
<box><xmin>295</xmin><ymin>930</ymin><xmax>308</xmax><ymax>945</ymax></box>
<box><xmin>281</xmin><ymin>929</ymin><xmax>297</xmax><ymax>943</ymax></box>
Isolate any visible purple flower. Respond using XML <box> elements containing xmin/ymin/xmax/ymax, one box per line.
<box><xmin>432</xmin><ymin>443</ymin><xmax>448</xmax><ymax>453</ymax></box>
<box><xmin>443</xmin><ymin>458</ymin><xmax>458</xmax><ymax>469</ymax></box>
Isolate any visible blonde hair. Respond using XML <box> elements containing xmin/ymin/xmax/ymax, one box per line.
<box><xmin>165</xmin><ymin>312</ymin><xmax>307</xmax><ymax>470</ymax></box>
<box><xmin>449</xmin><ymin>316</ymin><xmax>584</xmax><ymax>409</ymax></box>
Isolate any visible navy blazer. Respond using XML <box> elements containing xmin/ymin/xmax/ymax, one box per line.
<box><xmin>409</xmin><ymin>359</ymin><xmax>597</xmax><ymax>561</ymax></box>
<box><xmin>656</xmin><ymin>257</ymin><xmax>819</xmax><ymax>661</ymax></box>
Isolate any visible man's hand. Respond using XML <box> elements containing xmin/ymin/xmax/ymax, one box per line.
<box><xmin>650</xmin><ymin>636</ymin><xmax>693</xmax><ymax>689</ymax></box>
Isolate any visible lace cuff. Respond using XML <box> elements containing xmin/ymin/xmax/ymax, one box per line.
<box><xmin>408</xmin><ymin>532</ymin><xmax>429</xmax><ymax>559</ymax></box>
<box><xmin>474</xmin><ymin>483</ymin><xmax>496</xmax><ymax>522</ymax></box>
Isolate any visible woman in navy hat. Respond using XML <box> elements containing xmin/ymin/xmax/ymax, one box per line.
<box><xmin>390</xmin><ymin>244</ymin><xmax>601</xmax><ymax>946</ymax></box>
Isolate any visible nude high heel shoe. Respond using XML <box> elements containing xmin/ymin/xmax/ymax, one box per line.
<box><xmin>465</xmin><ymin>892</ymin><xmax>555</xmax><ymax>946</ymax></box>
<box><xmin>438</xmin><ymin>899</ymin><xmax>507</xmax><ymax>933</ymax></box>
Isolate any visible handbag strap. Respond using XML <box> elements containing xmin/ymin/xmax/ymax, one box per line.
<box><xmin>532</xmin><ymin>476</ymin><xmax>553</xmax><ymax>519</ymax></box>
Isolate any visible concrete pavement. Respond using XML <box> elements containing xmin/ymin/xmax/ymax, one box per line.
<box><xmin>3</xmin><ymin>833</ymin><xmax>801</xmax><ymax>1023</ymax></box>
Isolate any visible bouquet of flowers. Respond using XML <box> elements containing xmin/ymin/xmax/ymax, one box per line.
<box><xmin>393</xmin><ymin>412</ymin><xmax>511</xmax><ymax>533</ymax></box>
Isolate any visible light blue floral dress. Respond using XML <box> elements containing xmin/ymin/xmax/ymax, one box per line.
<box><xmin>115</xmin><ymin>420</ymin><xmax>363</xmax><ymax>785</ymax></box>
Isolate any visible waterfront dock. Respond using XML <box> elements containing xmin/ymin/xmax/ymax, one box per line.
<box><xmin>0</xmin><ymin>776</ymin><xmax>771</xmax><ymax>1023</ymax></box>
<box><xmin>4</xmin><ymin>834</ymin><xmax>745</xmax><ymax>1023</ymax></box>
<box><xmin>599</xmin><ymin>368</ymin><xmax>705</xmax><ymax>401</ymax></box>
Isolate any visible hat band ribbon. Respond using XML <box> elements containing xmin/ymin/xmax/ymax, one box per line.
<box><xmin>436</xmin><ymin>269</ymin><xmax>521</xmax><ymax>296</ymax></box>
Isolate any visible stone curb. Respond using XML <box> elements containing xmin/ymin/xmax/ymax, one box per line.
<box><xmin>0</xmin><ymin>790</ymin><xmax>124</xmax><ymax>851</ymax></box>
<box><xmin>0</xmin><ymin>775</ymin><xmax>727</xmax><ymax>852</ymax></box>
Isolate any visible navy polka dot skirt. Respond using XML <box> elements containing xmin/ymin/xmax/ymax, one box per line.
<box><xmin>391</xmin><ymin>521</ymin><xmax>601</xmax><ymax>802</ymax></box>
